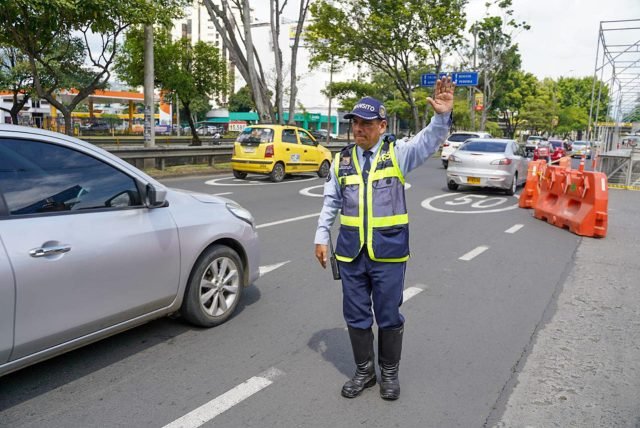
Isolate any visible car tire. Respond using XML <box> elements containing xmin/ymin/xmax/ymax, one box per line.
<box><xmin>447</xmin><ymin>180</ymin><xmax>458</xmax><ymax>191</ymax></box>
<box><xmin>317</xmin><ymin>160</ymin><xmax>330</xmax><ymax>178</ymax></box>
<box><xmin>270</xmin><ymin>162</ymin><xmax>285</xmax><ymax>182</ymax></box>
<box><xmin>233</xmin><ymin>170</ymin><xmax>247</xmax><ymax>179</ymax></box>
<box><xmin>442</xmin><ymin>160</ymin><xmax>448</xmax><ymax>169</ymax></box>
<box><xmin>181</xmin><ymin>245</ymin><xmax>244</xmax><ymax>328</ymax></box>
<box><xmin>505</xmin><ymin>173</ymin><xmax>517</xmax><ymax>196</ymax></box>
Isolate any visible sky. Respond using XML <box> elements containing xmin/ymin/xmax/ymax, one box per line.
<box><xmin>253</xmin><ymin>0</ymin><xmax>640</xmax><ymax>81</ymax></box>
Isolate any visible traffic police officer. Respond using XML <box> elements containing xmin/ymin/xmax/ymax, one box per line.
<box><xmin>314</xmin><ymin>77</ymin><xmax>455</xmax><ymax>400</ymax></box>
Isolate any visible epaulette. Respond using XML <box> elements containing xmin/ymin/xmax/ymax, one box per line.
<box><xmin>340</xmin><ymin>143</ymin><xmax>355</xmax><ymax>155</ymax></box>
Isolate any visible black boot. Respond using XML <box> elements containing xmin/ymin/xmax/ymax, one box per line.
<box><xmin>378</xmin><ymin>325</ymin><xmax>403</xmax><ymax>400</ymax></box>
<box><xmin>341</xmin><ymin>326</ymin><xmax>377</xmax><ymax>398</ymax></box>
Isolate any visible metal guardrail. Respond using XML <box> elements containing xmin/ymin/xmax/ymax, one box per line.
<box><xmin>104</xmin><ymin>143</ymin><xmax>348</xmax><ymax>170</ymax></box>
<box><xmin>597</xmin><ymin>148</ymin><xmax>640</xmax><ymax>190</ymax></box>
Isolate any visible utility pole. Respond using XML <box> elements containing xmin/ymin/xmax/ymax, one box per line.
<box><xmin>470</xmin><ymin>25</ymin><xmax>478</xmax><ymax>131</ymax></box>
<box><xmin>144</xmin><ymin>24</ymin><xmax>155</xmax><ymax>149</ymax></box>
<box><xmin>326</xmin><ymin>54</ymin><xmax>334</xmax><ymax>144</ymax></box>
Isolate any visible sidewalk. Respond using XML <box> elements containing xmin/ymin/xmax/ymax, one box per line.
<box><xmin>493</xmin><ymin>189</ymin><xmax>640</xmax><ymax>427</ymax></box>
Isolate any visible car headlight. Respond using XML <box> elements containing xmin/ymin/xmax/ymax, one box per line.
<box><xmin>449</xmin><ymin>154</ymin><xmax>461</xmax><ymax>163</ymax></box>
<box><xmin>226</xmin><ymin>203</ymin><xmax>255</xmax><ymax>228</ymax></box>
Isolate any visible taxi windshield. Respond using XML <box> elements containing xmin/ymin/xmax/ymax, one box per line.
<box><xmin>237</xmin><ymin>128</ymin><xmax>274</xmax><ymax>144</ymax></box>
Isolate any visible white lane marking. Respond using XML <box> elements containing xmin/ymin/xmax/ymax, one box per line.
<box><xmin>259</xmin><ymin>261</ymin><xmax>290</xmax><ymax>277</ymax></box>
<box><xmin>405</xmin><ymin>182</ymin><xmax>412</xmax><ymax>190</ymax></box>
<box><xmin>459</xmin><ymin>246</ymin><xmax>489</xmax><ymax>261</ymax></box>
<box><xmin>256</xmin><ymin>213</ymin><xmax>320</xmax><ymax>229</ymax></box>
<box><xmin>422</xmin><ymin>193</ymin><xmax>519</xmax><ymax>214</ymax></box>
<box><xmin>212</xmin><ymin>192</ymin><xmax>233</xmax><ymax>196</ymax></box>
<box><xmin>505</xmin><ymin>224</ymin><xmax>524</xmax><ymax>234</ymax></box>
<box><xmin>162</xmin><ymin>367</ymin><xmax>284</xmax><ymax>428</ymax></box>
<box><xmin>205</xmin><ymin>176</ymin><xmax>318</xmax><ymax>187</ymax></box>
<box><xmin>299</xmin><ymin>185</ymin><xmax>325</xmax><ymax>198</ymax></box>
<box><xmin>403</xmin><ymin>286</ymin><xmax>423</xmax><ymax>302</ymax></box>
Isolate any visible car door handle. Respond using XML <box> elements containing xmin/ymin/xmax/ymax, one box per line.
<box><xmin>29</xmin><ymin>245</ymin><xmax>71</xmax><ymax>258</ymax></box>
<box><xmin>286</xmin><ymin>148</ymin><xmax>290</xmax><ymax>151</ymax></box>
<box><xmin>304</xmin><ymin>150</ymin><xmax>308</xmax><ymax>152</ymax></box>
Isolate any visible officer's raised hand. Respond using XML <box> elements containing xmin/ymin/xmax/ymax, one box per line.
<box><xmin>426</xmin><ymin>76</ymin><xmax>455</xmax><ymax>114</ymax></box>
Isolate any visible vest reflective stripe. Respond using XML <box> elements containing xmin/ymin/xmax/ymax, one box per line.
<box><xmin>334</xmin><ymin>141</ymin><xmax>409</xmax><ymax>263</ymax></box>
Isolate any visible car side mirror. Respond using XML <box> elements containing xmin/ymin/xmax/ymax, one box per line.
<box><xmin>146</xmin><ymin>184</ymin><xmax>168</xmax><ymax>208</ymax></box>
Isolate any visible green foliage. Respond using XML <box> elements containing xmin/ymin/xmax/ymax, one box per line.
<box><xmin>116</xmin><ymin>26</ymin><xmax>228</xmax><ymax>108</ymax></box>
<box><xmin>306</xmin><ymin>0</ymin><xmax>467</xmax><ymax>132</ymax></box>
<box><xmin>228</xmin><ymin>85</ymin><xmax>254</xmax><ymax>113</ymax></box>
<box><xmin>556</xmin><ymin>106</ymin><xmax>588</xmax><ymax>136</ymax></box>
<box><xmin>623</xmin><ymin>105</ymin><xmax>640</xmax><ymax>122</ymax></box>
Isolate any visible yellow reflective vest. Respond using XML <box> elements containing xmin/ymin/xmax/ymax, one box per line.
<box><xmin>334</xmin><ymin>140</ymin><xmax>409</xmax><ymax>263</ymax></box>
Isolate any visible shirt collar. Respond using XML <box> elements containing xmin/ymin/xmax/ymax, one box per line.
<box><xmin>356</xmin><ymin>137</ymin><xmax>383</xmax><ymax>158</ymax></box>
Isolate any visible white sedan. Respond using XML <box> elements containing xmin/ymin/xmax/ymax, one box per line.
<box><xmin>446</xmin><ymin>138</ymin><xmax>529</xmax><ymax>195</ymax></box>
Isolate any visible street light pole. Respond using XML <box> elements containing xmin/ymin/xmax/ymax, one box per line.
<box><xmin>326</xmin><ymin>53</ymin><xmax>334</xmax><ymax>144</ymax></box>
<box><xmin>144</xmin><ymin>24</ymin><xmax>155</xmax><ymax>149</ymax></box>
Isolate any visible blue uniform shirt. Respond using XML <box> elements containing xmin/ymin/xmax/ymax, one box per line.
<box><xmin>314</xmin><ymin>112</ymin><xmax>450</xmax><ymax>245</ymax></box>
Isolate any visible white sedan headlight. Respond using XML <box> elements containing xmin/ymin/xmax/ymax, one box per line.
<box><xmin>226</xmin><ymin>203</ymin><xmax>255</xmax><ymax>228</ymax></box>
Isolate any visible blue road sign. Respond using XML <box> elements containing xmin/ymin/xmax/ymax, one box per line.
<box><xmin>420</xmin><ymin>72</ymin><xmax>479</xmax><ymax>87</ymax></box>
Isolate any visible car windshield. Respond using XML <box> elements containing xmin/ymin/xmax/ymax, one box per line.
<box><xmin>460</xmin><ymin>141</ymin><xmax>507</xmax><ymax>153</ymax></box>
<box><xmin>550</xmin><ymin>141</ymin><xmax>563</xmax><ymax>148</ymax></box>
<box><xmin>527</xmin><ymin>136</ymin><xmax>544</xmax><ymax>142</ymax></box>
<box><xmin>236</xmin><ymin>127</ymin><xmax>274</xmax><ymax>144</ymax></box>
<box><xmin>573</xmin><ymin>141</ymin><xmax>589</xmax><ymax>147</ymax></box>
<box><xmin>448</xmin><ymin>133</ymin><xmax>478</xmax><ymax>142</ymax></box>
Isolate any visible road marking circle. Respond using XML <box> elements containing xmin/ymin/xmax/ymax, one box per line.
<box><xmin>421</xmin><ymin>193</ymin><xmax>519</xmax><ymax>214</ymax></box>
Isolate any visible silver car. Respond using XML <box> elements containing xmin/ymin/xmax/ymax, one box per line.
<box><xmin>0</xmin><ymin>125</ymin><xmax>260</xmax><ymax>377</ymax></box>
<box><xmin>446</xmin><ymin>138</ymin><xmax>529</xmax><ymax>195</ymax></box>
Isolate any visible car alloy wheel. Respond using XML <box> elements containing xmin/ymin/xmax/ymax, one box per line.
<box><xmin>506</xmin><ymin>173</ymin><xmax>517</xmax><ymax>196</ymax></box>
<box><xmin>318</xmin><ymin>160</ymin><xmax>330</xmax><ymax>178</ymax></box>
<box><xmin>270</xmin><ymin>162</ymin><xmax>285</xmax><ymax>182</ymax></box>
<box><xmin>181</xmin><ymin>246</ymin><xmax>244</xmax><ymax>327</ymax></box>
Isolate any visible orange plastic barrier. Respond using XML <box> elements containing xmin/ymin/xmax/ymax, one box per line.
<box><xmin>533</xmin><ymin>164</ymin><xmax>608</xmax><ymax>238</ymax></box>
<box><xmin>518</xmin><ymin>160</ymin><xmax>546</xmax><ymax>208</ymax></box>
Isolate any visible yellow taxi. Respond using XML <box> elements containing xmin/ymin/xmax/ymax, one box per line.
<box><xmin>231</xmin><ymin>125</ymin><xmax>333</xmax><ymax>182</ymax></box>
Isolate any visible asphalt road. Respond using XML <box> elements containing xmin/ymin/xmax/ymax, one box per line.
<box><xmin>0</xmin><ymin>156</ymin><xmax>635</xmax><ymax>427</ymax></box>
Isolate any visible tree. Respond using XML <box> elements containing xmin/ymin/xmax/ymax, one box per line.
<box><xmin>306</xmin><ymin>0</ymin><xmax>466</xmax><ymax>133</ymax></box>
<box><xmin>471</xmin><ymin>0</ymin><xmax>529</xmax><ymax>131</ymax></box>
<box><xmin>623</xmin><ymin>104</ymin><xmax>640</xmax><ymax>123</ymax></box>
<box><xmin>203</xmin><ymin>0</ymin><xmax>274</xmax><ymax>123</ymax></box>
<box><xmin>520</xmin><ymin>81</ymin><xmax>558</xmax><ymax>136</ymax></box>
<box><xmin>0</xmin><ymin>0</ymin><xmax>185</xmax><ymax>135</ymax></box>
<box><xmin>287</xmin><ymin>0</ymin><xmax>312</xmax><ymax>125</ymax></box>
<box><xmin>116</xmin><ymin>27</ymin><xmax>228</xmax><ymax>145</ymax></box>
<box><xmin>556</xmin><ymin>106</ymin><xmax>588</xmax><ymax>138</ymax></box>
<box><xmin>0</xmin><ymin>45</ymin><xmax>33</xmax><ymax>124</ymax></box>
<box><xmin>228</xmin><ymin>85</ymin><xmax>255</xmax><ymax>112</ymax></box>
<box><xmin>492</xmin><ymin>70</ymin><xmax>538</xmax><ymax>138</ymax></box>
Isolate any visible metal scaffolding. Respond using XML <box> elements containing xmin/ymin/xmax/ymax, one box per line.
<box><xmin>588</xmin><ymin>19</ymin><xmax>640</xmax><ymax>151</ymax></box>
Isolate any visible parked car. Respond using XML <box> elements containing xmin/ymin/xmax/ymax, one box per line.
<box><xmin>534</xmin><ymin>139</ymin><xmax>565</xmax><ymax>163</ymax></box>
<box><xmin>231</xmin><ymin>125</ymin><xmax>333</xmax><ymax>182</ymax></box>
<box><xmin>310</xmin><ymin>129</ymin><xmax>332</xmax><ymax>142</ymax></box>
<box><xmin>441</xmin><ymin>131</ymin><xmax>492</xmax><ymax>168</ymax></box>
<box><xmin>0</xmin><ymin>124</ymin><xmax>260</xmax><ymax>377</ymax></box>
<box><xmin>571</xmin><ymin>140</ymin><xmax>592</xmax><ymax>159</ymax></box>
<box><xmin>446</xmin><ymin>138</ymin><xmax>529</xmax><ymax>195</ymax></box>
<box><xmin>524</xmin><ymin>135</ymin><xmax>546</xmax><ymax>157</ymax></box>
<box><xmin>80</xmin><ymin>121</ymin><xmax>110</xmax><ymax>133</ymax></box>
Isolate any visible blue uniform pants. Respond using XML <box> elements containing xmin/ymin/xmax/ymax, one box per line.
<box><xmin>339</xmin><ymin>248</ymin><xmax>406</xmax><ymax>330</ymax></box>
